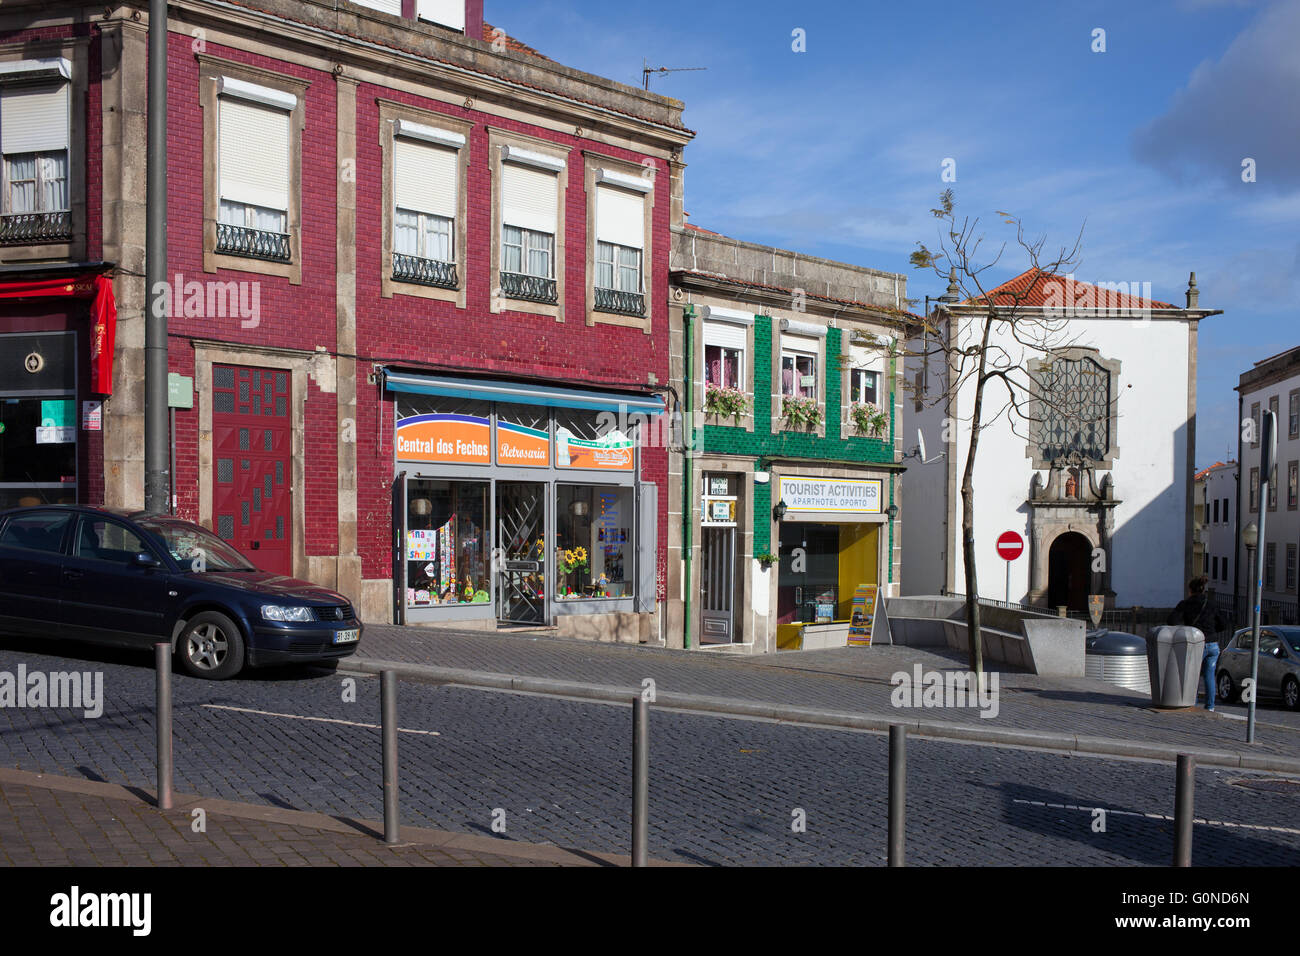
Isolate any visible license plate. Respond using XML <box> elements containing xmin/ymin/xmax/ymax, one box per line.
<box><xmin>333</xmin><ymin>629</ymin><xmax>360</xmax><ymax>645</ymax></box>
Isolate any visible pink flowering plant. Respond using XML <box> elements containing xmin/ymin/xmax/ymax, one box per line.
<box><xmin>704</xmin><ymin>384</ymin><xmax>751</xmax><ymax>421</ymax></box>
<box><xmin>781</xmin><ymin>395</ymin><xmax>822</xmax><ymax>430</ymax></box>
<box><xmin>849</xmin><ymin>401</ymin><xmax>888</xmax><ymax>437</ymax></box>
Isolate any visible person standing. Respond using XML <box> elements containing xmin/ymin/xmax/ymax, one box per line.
<box><xmin>1166</xmin><ymin>576</ymin><xmax>1228</xmax><ymax>711</ymax></box>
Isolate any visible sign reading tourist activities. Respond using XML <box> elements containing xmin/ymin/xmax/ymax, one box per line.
<box><xmin>778</xmin><ymin>477</ymin><xmax>882</xmax><ymax>519</ymax></box>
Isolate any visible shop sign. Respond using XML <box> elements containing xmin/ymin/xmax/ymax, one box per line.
<box><xmin>848</xmin><ymin>584</ymin><xmax>879</xmax><ymax>646</ymax></box>
<box><xmin>701</xmin><ymin>497</ymin><xmax>735</xmax><ymax>525</ymax></box>
<box><xmin>396</xmin><ymin>413</ymin><xmax>490</xmax><ymax>464</ymax></box>
<box><xmin>779</xmin><ymin>477</ymin><xmax>881</xmax><ymax>516</ymax></box>
<box><xmin>81</xmin><ymin>401</ymin><xmax>102</xmax><ymax>431</ymax></box>
<box><xmin>496</xmin><ymin>421</ymin><xmax>550</xmax><ymax>468</ymax></box>
<box><xmin>556</xmin><ymin>426</ymin><xmax>634</xmax><ymax>471</ymax></box>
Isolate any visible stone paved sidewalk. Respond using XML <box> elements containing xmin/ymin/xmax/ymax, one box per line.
<box><xmin>0</xmin><ymin>767</ymin><xmax>637</xmax><ymax>867</ymax></box>
<box><xmin>353</xmin><ymin>624</ymin><xmax>1300</xmax><ymax>763</ymax></box>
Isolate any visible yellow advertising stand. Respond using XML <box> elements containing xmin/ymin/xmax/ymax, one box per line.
<box><xmin>847</xmin><ymin>584</ymin><xmax>879</xmax><ymax>646</ymax></box>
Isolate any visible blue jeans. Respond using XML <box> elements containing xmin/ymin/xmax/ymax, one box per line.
<box><xmin>1202</xmin><ymin>642</ymin><xmax>1221</xmax><ymax>711</ymax></box>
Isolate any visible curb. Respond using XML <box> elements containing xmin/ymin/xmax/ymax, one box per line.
<box><xmin>344</xmin><ymin>658</ymin><xmax>1300</xmax><ymax>775</ymax></box>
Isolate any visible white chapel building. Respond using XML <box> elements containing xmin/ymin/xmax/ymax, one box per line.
<box><xmin>902</xmin><ymin>269</ymin><xmax>1219</xmax><ymax>611</ymax></box>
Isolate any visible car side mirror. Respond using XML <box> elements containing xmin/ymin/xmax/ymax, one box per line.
<box><xmin>132</xmin><ymin>551</ymin><xmax>160</xmax><ymax>568</ymax></box>
<box><xmin>1274</xmin><ymin>646</ymin><xmax>1286</xmax><ymax>659</ymax></box>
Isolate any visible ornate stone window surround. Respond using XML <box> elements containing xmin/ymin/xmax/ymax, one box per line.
<box><xmin>583</xmin><ymin>150</ymin><xmax>655</xmax><ymax>334</ymax></box>
<box><xmin>1025</xmin><ymin>347</ymin><xmax>1122</xmax><ymax>471</ymax></box>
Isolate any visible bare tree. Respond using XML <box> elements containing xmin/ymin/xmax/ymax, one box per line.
<box><xmin>901</xmin><ymin>190</ymin><xmax>1101</xmax><ymax>680</ymax></box>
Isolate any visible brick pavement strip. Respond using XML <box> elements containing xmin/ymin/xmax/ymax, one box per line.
<box><xmin>0</xmin><ymin>767</ymin><xmax>678</xmax><ymax>867</ymax></box>
<box><xmin>352</xmin><ymin>625</ymin><xmax>1300</xmax><ymax>771</ymax></box>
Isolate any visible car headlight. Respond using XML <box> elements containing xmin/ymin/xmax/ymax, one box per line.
<box><xmin>260</xmin><ymin>605</ymin><xmax>314</xmax><ymax>622</ymax></box>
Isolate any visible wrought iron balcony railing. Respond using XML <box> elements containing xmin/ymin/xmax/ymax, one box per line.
<box><xmin>0</xmin><ymin>210</ymin><xmax>72</xmax><ymax>244</ymax></box>
<box><xmin>393</xmin><ymin>253</ymin><xmax>457</xmax><ymax>290</ymax></box>
<box><xmin>500</xmin><ymin>271</ymin><xmax>557</xmax><ymax>304</ymax></box>
<box><xmin>215</xmin><ymin>222</ymin><xmax>291</xmax><ymax>263</ymax></box>
<box><xmin>594</xmin><ymin>286</ymin><xmax>645</xmax><ymax>316</ymax></box>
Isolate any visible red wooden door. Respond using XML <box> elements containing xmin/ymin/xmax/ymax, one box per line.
<box><xmin>211</xmin><ymin>364</ymin><xmax>292</xmax><ymax>577</ymax></box>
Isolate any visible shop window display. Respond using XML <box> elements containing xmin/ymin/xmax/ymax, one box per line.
<box><xmin>555</xmin><ymin>484</ymin><xmax>633</xmax><ymax>600</ymax></box>
<box><xmin>405</xmin><ymin>479</ymin><xmax>488</xmax><ymax>607</ymax></box>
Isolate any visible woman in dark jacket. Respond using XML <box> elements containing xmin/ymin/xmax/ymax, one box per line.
<box><xmin>1167</xmin><ymin>576</ymin><xmax>1228</xmax><ymax>711</ymax></box>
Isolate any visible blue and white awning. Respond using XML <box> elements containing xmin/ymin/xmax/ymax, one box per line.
<box><xmin>382</xmin><ymin>369</ymin><xmax>665</xmax><ymax>416</ymax></box>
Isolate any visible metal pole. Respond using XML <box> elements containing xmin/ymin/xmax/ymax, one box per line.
<box><xmin>381</xmin><ymin>670</ymin><xmax>399</xmax><ymax>844</ymax></box>
<box><xmin>1174</xmin><ymin>754</ymin><xmax>1194</xmax><ymax>866</ymax></box>
<box><xmin>1249</xmin><ymin>410</ymin><xmax>1276</xmax><ymax>744</ymax></box>
<box><xmin>154</xmin><ymin>642</ymin><xmax>172</xmax><ymax>810</ymax></box>
<box><xmin>888</xmin><ymin>724</ymin><xmax>905</xmax><ymax>866</ymax></box>
<box><xmin>1005</xmin><ymin>560</ymin><xmax>1010</xmax><ymax>604</ymax></box>
<box><xmin>144</xmin><ymin>0</ymin><xmax>170</xmax><ymax>513</ymax></box>
<box><xmin>632</xmin><ymin>696</ymin><xmax>649</xmax><ymax>866</ymax></box>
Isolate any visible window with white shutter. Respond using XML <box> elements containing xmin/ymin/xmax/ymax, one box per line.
<box><xmin>0</xmin><ymin>72</ymin><xmax>71</xmax><ymax>241</ymax></box>
<box><xmin>353</xmin><ymin>0</ymin><xmax>402</xmax><ymax>15</ymax></box>
<box><xmin>703</xmin><ymin>321</ymin><xmax>746</xmax><ymax>390</ymax></box>
<box><xmin>215</xmin><ymin>81</ymin><xmax>293</xmax><ymax>262</ymax></box>
<box><xmin>417</xmin><ymin>0</ymin><xmax>466</xmax><ymax>30</ymax></box>
<box><xmin>592</xmin><ymin>174</ymin><xmax>648</xmax><ymax>316</ymax></box>
<box><xmin>393</xmin><ymin>133</ymin><xmax>458</xmax><ymax>287</ymax></box>
<box><xmin>500</xmin><ymin>157</ymin><xmax>559</xmax><ymax>302</ymax></box>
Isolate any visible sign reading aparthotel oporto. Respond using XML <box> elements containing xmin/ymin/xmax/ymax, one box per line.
<box><xmin>779</xmin><ymin>477</ymin><xmax>882</xmax><ymax>518</ymax></box>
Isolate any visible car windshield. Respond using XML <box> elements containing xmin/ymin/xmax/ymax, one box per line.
<box><xmin>136</xmin><ymin>518</ymin><xmax>256</xmax><ymax>572</ymax></box>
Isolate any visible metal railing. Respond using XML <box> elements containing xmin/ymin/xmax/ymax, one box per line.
<box><xmin>500</xmin><ymin>270</ymin><xmax>557</xmax><ymax>304</ymax></box>
<box><xmin>0</xmin><ymin>210</ymin><xmax>71</xmax><ymax>244</ymax></box>
<box><xmin>594</xmin><ymin>286</ymin><xmax>645</xmax><ymax>316</ymax></box>
<box><xmin>215</xmin><ymin>222</ymin><xmax>291</xmax><ymax>262</ymax></box>
<box><xmin>393</xmin><ymin>253</ymin><xmax>457</xmax><ymax>289</ymax></box>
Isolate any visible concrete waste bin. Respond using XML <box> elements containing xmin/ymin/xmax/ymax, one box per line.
<box><xmin>1085</xmin><ymin>630</ymin><xmax>1150</xmax><ymax>693</ymax></box>
<box><xmin>1146</xmin><ymin>626</ymin><xmax>1206</xmax><ymax>708</ymax></box>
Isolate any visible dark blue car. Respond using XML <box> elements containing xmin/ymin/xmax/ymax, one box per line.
<box><xmin>0</xmin><ymin>505</ymin><xmax>362</xmax><ymax>679</ymax></box>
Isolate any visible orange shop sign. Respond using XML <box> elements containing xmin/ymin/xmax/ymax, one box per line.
<box><xmin>556</xmin><ymin>427</ymin><xmax>634</xmax><ymax>471</ymax></box>
<box><xmin>496</xmin><ymin>421</ymin><xmax>550</xmax><ymax>468</ymax></box>
<box><xmin>395</xmin><ymin>413</ymin><xmax>490</xmax><ymax>464</ymax></box>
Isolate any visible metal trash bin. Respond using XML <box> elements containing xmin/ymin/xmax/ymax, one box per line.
<box><xmin>1146</xmin><ymin>626</ymin><xmax>1206</xmax><ymax>708</ymax></box>
<box><xmin>1085</xmin><ymin>629</ymin><xmax>1150</xmax><ymax>693</ymax></box>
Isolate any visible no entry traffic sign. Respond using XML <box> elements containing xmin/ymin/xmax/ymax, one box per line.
<box><xmin>996</xmin><ymin>531</ymin><xmax>1024</xmax><ymax>561</ymax></box>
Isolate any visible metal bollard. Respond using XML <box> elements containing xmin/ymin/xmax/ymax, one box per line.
<box><xmin>381</xmin><ymin>670</ymin><xmax>399</xmax><ymax>844</ymax></box>
<box><xmin>154</xmin><ymin>642</ymin><xmax>173</xmax><ymax>810</ymax></box>
<box><xmin>632</xmin><ymin>696</ymin><xmax>649</xmax><ymax>867</ymax></box>
<box><xmin>1174</xmin><ymin>754</ymin><xmax>1194</xmax><ymax>866</ymax></box>
<box><xmin>888</xmin><ymin>724</ymin><xmax>905</xmax><ymax>866</ymax></box>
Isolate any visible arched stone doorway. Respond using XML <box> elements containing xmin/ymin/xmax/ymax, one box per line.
<box><xmin>1047</xmin><ymin>531</ymin><xmax>1091</xmax><ymax>612</ymax></box>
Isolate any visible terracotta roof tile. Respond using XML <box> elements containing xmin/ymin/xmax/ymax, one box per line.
<box><xmin>482</xmin><ymin>23</ymin><xmax>549</xmax><ymax>61</ymax></box>
<box><xmin>965</xmin><ymin>267</ymin><xmax>1177</xmax><ymax>311</ymax></box>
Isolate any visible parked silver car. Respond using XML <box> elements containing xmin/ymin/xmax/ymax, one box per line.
<box><xmin>1216</xmin><ymin>626</ymin><xmax>1300</xmax><ymax>710</ymax></box>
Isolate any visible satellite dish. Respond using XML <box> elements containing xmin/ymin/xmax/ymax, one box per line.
<box><xmin>917</xmin><ymin>429</ymin><xmax>927</xmax><ymax>463</ymax></box>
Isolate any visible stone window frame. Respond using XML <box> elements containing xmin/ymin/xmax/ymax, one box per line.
<box><xmin>1289</xmin><ymin>388</ymin><xmax>1300</xmax><ymax>441</ymax></box>
<box><xmin>1267</xmin><ymin>460</ymin><xmax>1278</xmax><ymax>512</ymax></box>
<box><xmin>1249</xmin><ymin>466</ymin><xmax>1259</xmax><ymax>513</ymax></box>
<box><xmin>0</xmin><ymin>39</ymin><xmax>89</xmax><ymax>264</ymax></box>
<box><xmin>838</xmin><ymin>323</ymin><xmax>891</xmax><ymax>442</ymax></box>
<box><xmin>1250</xmin><ymin>401</ymin><xmax>1260</xmax><ymax>449</ymax></box>
<box><xmin>198</xmin><ymin>55</ymin><xmax>309</xmax><ymax>285</ymax></box>
<box><xmin>377</xmin><ymin>99</ymin><xmax>473</xmax><ymax>308</ymax></box>
<box><xmin>698</xmin><ymin>305</ymin><xmax>755</xmax><ymax>433</ymax></box>
<box><xmin>1024</xmin><ymin>347</ymin><xmax>1122</xmax><ymax>471</ymax></box>
<box><xmin>1289</xmin><ymin>460</ymin><xmax>1298</xmax><ymax>512</ymax></box>
<box><xmin>487</xmin><ymin>126</ymin><xmax>570</xmax><ymax>322</ymax></box>
<box><xmin>772</xmin><ymin>317</ymin><xmax>828</xmax><ymax>439</ymax></box>
<box><xmin>583</xmin><ymin>150</ymin><xmax>655</xmax><ymax>335</ymax></box>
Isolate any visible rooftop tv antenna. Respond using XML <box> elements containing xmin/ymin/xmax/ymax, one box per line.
<box><xmin>642</xmin><ymin>59</ymin><xmax>707</xmax><ymax>89</ymax></box>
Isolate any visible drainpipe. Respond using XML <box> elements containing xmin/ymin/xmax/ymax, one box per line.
<box><xmin>682</xmin><ymin>303</ymin><xmax>695</xmax><ymax>649</ymax></box>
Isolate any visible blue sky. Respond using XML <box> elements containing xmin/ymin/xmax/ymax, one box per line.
<box><xmin>489</xmin><ymin>0</ymin><xmax>1300</xmax><ymax>468</ymax></box>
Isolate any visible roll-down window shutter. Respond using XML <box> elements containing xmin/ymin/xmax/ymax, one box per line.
<box><xmin>219</xmin><ymin>97</ymin><xmax>290</xmax><ymax>212</ymax></box>
<box><xmin>0</xmin><ymin>82</ymin><xmax>68</xmax><ymax>154</ymax></box>
<box><xmin>395</xmin><ymin>137</ymin><xmax>457</xmax><ymax>218</ymax></box>
<box><xmin>501</xmin><ymin>161</ymin><xmax>557</xmax><ymax>234</ymax></box>
<box><xmin>596</xmin><ymin>184</ymin><xmax>644</xmax><ymax>249</ymax></box>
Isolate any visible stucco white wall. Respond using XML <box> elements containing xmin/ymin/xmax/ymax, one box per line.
<box><xmin>939</xmin><ymin>315</ymin><xmax>1191</xmax><ymax>607</ymax></box>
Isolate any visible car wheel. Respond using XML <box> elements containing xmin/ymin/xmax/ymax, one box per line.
<box><xmin>1216</xmin><ymin>670</ymin><xmax>1237</xmax><ymax>704</ymax></box>
<box><xmin>1283</xmin><ymin>676</ymin><xmax>1300</xmax><ymax>712</ymax></box>
<box><xmin>177</xmin><ymin>611</ymin><xmax>246</xmax><ymax>680</ymax></box>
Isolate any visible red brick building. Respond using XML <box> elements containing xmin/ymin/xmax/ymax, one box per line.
<box><xmin>0</xmin><ymin>0</ymin><xmax>691</xmax><ymax>640</ymax></box>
